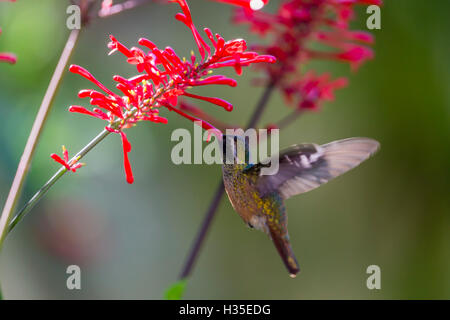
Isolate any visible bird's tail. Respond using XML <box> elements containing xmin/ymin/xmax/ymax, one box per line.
<box><xmin>268</xmin><ymin>226</ymin><xmax>300</xmax><ymax>278</ymax></box>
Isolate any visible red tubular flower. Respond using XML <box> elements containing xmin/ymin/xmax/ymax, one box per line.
<box><xmin>182</xmin><ymin>92</ymin><xmax>233</xmax><ymax>111</ymax></box>
<box><xmin>234</xmin><ymin>0</ymin><xmax>379</xmax><ymax>113</ymax></box>
<box><xmin>119</xmin><ymin>131</ymin><xmax>134</xmax><ymax>184</ymax></box>
<box><xmin>68</xmin><ymin>0</ymin><xmax>275</xmax><ymax>183</ymax></box>
<box><xmin>179</xmin><ymin>100</ymin><xmax>236</xmax><ymax>132</ymax></box>
<box><xmin>265</xmin><ymin>123</ymin><xmax>279</xmax><ymax>135</ymax></box>
<box><xmin>50</xmin><ymin>146</ymin><xmax>84</xmax><ymax>172</ymax></box>
<box><xmin>283</xmin><ymin>72</ymin><xmax>348</xmax><ymax>110</ymax></box>
<box><xmin>0</xmin><ymin>52</ymin><xmax>16</xmax><ymax>64</ymax></box>
<box><xmin>101</xmin><ymin>0</ymin><xmax>113</xmax><ymax>10</ymax></box>
<box><xmin>335</xmin><ymin>45</ymin><xmax>374</xmax><ymax>71</ymax></box>
<box><xmin>210</xmin><ymin>0</ymin><xmax>269</xmax><ymax>10</ymax></box>
<box><xmin>0</xmin><ymin>28</ymin><xmax>16</xmax><ymax>64</ymax></box>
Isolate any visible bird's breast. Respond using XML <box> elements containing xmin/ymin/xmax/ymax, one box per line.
<box><xmin>222</xmin><ymin>165</ymin><xmax>281</xmax><ymax>233</ymax></box>
<box><xmin>222</xmin><ymin>167</ymin><xmax>258</xmax><ymax>220</ymax></box>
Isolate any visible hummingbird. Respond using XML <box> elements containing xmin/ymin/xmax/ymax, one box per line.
<box><xmin>221</xmin><ymin>135</ymin><xmax>380</xmax><ymax>277</ymax></box>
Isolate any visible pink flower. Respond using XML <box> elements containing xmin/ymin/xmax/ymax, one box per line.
<box><xmin>50</xmin><ymin>146</ymin><xmax>84</xmax><ymax>172</ymax></box>
<box><xmin>0</xmin><ymin>1</ymin><xmax>17</xmax><ymax>63</ymax></box>
<box><xmin>283</xmin><ymin>72</ymin><xmax>348</xmax><ymax>110</ymax></box>
<box><xmin>0</xmin><ymin>52</ymin><xmax>16</xmax><ymax>64</ymax></box>
<box><xmin>336</xmin><ymin>45</ymin><xmax>374</xmax><ymax>71</ymax></box>
<box><xmin>101</xmin><ymin>0</ymin><xmax>113</xmax><ymax>10</ymax></box>
<box><xmin>0</xmin><ymin>28</ymin><xmax>16</xmax><ymax>64</ymax></box>
<box><xmin>69</xmin><ymin>0</ymin><xmax>275</xmax><ymax>183</ymax></box>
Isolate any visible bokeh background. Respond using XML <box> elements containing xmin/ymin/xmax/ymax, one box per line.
<box><xmin>0</xmin><ymin>0</ymin><xmax>449</xmax><ymax>299</ymax></box>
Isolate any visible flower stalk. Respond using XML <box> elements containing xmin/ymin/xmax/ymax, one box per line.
<box><xmin>7</xmin><ymin>128</ymin><xmax>111</xmax><ymax>234</ymax></box>
<box><xmin>0</xmin><ymin>29</ymin><xmax>81</xmax><ymax>249</ymax></box>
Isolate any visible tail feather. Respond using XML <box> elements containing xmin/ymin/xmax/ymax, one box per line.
<box><xmin>268</xmin><ymin>226</ymin><xmax>300</xmax><ymax>278</ymax></box>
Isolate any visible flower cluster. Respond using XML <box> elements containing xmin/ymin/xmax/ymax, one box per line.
<box><xmin>234</xmin><ymin>0</ymin><xmax>381</xmax><ymax>112</ymax></box>
<box><xmin>51</xmin><ymin>146</ymin><xmax>84</xmax><ymax>173</ymax></box>
<box><xmin>282</xmin><ymin>71</ymin><xmax>348</xmax><ymax>110</ymax></box>
<box><xmin>67</xmin><ymin>0</ymin><xmax>275</xmax><ymax>183</ymax></box>
<box><xmin>0</xmin><ymin>0</ymin><xmax>17</xmax><ymax>64</ymax></box>
<box><xmin>100</xmin><ymin>0</ymin><xmax>270</xmax><ymax>14</ymax></box>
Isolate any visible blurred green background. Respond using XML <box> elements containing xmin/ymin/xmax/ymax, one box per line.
<box><xmin>0</xmin><ymin>0</ymin><xmax>449</xmax><ymax>299</ymax></box>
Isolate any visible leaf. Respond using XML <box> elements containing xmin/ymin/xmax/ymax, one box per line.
<box><xmin>164</xmin><ymin>279</ymin><xmax>187</xmax><ymax>300</ymax></box>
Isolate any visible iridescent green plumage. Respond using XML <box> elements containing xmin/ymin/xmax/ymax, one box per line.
<box><xmin>222</xmin><ymin>163</ymin><xmax>298</xmax><ymax>276</ymax></box>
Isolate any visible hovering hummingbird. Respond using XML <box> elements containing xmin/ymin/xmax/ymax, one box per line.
<box><xmin>221</xmin><ymin>135</ymin><xmax>380</xmax><ymax>277</ymax></box>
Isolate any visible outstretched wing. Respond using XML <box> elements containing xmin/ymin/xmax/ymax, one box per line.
<box><xmin>252</xmin><ymin>138</ymin><xmax>380</xmax><ymax>199</ymax></box>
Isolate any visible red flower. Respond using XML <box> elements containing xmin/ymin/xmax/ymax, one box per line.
<box><xmin>50</xmin><ymin>146</ymin><xmax>84</xmax><ymax>173</ymax></box>
<box><xmin>69</xmin><ymin>0</ymin><xmax>275</xmax><ymax>183</ymax></box>
<box><xmin>101</xmin><ymin>0</ymin><xmax>113</xmax><ymax>10</ymax></box>
<box><xmin>210</xmin><ymin>0</ymin><xmax>269</xmax><ymax>10</ymax></box>
<box><xmin>0</xmin><ymin>28</ymin><xmax>16</xmax><ymax>64</ymax></box>
<box><xmin>335</xmin><ymin>45</ymin><xmax>374</xmax><ymax>71</ymax></box>
<box><xmin>265</xmin><ymin>123</ymin><xmax>278</xmax><ymax>134</ymax></box>
<box><xmin>0</xmin><ymin>52</ymin><xmax>16</xmax><ymax>64</ymax></box>
<box><xmin>0</xmin><ymin>0</ymin><xmax>17</xmax><ymax>64</ymax></box>
<box><xmin>234</xmin><ymin>0</ymin><xmax>379</xmax><ymax>112</ymax></box>
<box><xmin>282</xmin><ymin>72</ymin><xmax>348</xmax><ymax>110</ymax></box>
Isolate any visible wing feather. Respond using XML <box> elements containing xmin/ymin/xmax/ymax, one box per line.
<box><xmin>256</xmin><ymin>138</ymin><xmax>379</xmax><ymax>199</ymax></box>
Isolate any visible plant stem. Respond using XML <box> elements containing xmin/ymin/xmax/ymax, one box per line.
<box><xmin>0</xmin><ymin>29</ymin><xmax>80</xmax><ymax>249</ymax></box>
<box><xmin>276</xmin><ymin>109</ymin><xmax>304</xmax><ymax>129</ymax></box>
<box><xmin>178</xmin><ymin>80</ymin><xmax>277</xmax><ymax>280</ymax></box>
<box><xmin>7</xmin><ymin>128</ymin><xmax>111</xmax><ymax>234</ymax></box>
<box><xmin>179</xmin><ymin>182</ymin><xmax>225</xmax><ymax>279</ymax></box>
<box><xmin>245</xmin><ymin>81</ymin><xmax>277</xmax><ymax>129</ymax></box>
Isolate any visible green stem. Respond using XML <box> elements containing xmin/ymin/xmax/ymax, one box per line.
<box><xmin>7</xmin><ymin>128</ymin><xmax>111</xmax><ymax>234</ymax></box>
<box><xmin>0</xmin><ymin>29</ymin><xmax>80</xmax><ymax>250</ymax></box>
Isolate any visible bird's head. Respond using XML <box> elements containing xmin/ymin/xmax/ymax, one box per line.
<box><xmin>221</xmin><ymin>134</ymin><xmax>250</xmax><ymax>165</ymax></box>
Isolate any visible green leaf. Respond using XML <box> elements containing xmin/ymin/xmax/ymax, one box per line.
<box><xmin>164</xmin><ymin>279</ymin><xmax>187</xmax><ymax>300</ymax></box>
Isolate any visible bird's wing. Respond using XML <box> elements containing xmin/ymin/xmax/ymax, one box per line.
<box><xmin>248</xmin><ymin>137</ymin><xmax>379</xmax><ymax>200</ymax></box>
